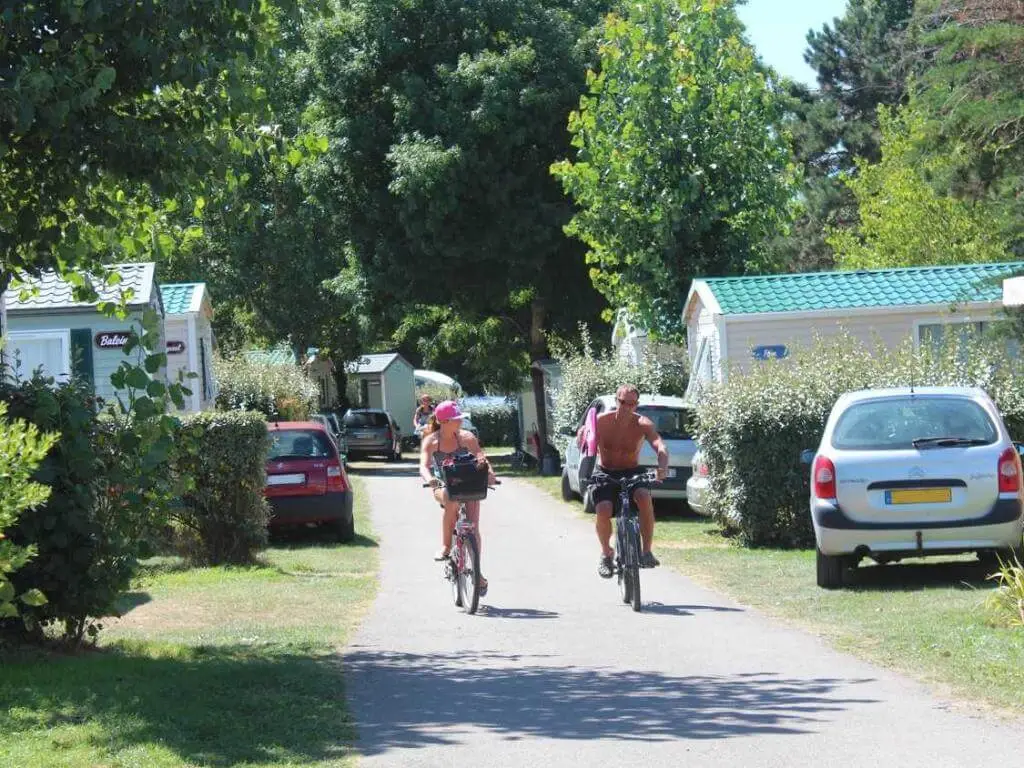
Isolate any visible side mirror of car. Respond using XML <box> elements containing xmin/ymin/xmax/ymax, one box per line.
<box><xmin>558</xmin><ymin>426</ymin><xmax>576</xmax><ymax>437</ymax></box>
<box><xmin>800</xmin><ymin>449</ymin><xmax>815</xmax><ymax>466</ymax></box>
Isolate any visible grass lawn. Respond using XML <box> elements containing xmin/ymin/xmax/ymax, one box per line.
<box><xmin>489</xmin><ymin>449</ymin><xmax>1024</xmax><ymax>716</ymax></box>
<box><xmin>0</xmin><ymin>477</ymin><xmax>378</xmax><ymax>768</ymax></box>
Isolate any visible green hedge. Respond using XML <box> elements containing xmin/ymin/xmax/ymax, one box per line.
<box><xmin>214</xmin><ymin>355</ymin><xmax>320</xmax><ymax>420</ymax></box>
<box><xmin>172</xmin><ymin>410</ymin><xmax>271</xmax><ymax>565</ymax></box>
<box><xmin>696</xmin><ymin>332</ymin><xmax>1024</xmax><ymax>549</ymax></box>
<box><xmin>465</xmin><ymin>403</ymin><xmax>518</xmax><ymax>446</ymax></box>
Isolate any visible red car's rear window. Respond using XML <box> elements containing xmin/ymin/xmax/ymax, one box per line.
<box><xmin>268</xmin><ymin>430</ymin><xmax>335</xmax><ymax>460</ymax></box>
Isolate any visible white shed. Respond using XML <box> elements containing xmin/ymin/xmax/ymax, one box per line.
<box><xmin>347</xmin><ymin>352</ymin><xmax>416</xmax><ymax>434</ymax></box>
<box><xmin>683</xmin><ymin>261</ymin><xmax>1024</xmax><ymax>396</ymax></box>
<box><xmin>160</xmin><ymin>283</ymin><xmax>217</xmax><ymax>412</ymax></box>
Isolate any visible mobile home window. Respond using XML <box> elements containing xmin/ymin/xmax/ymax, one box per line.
<box><xmin>5</xmin><ymin>330</ymin><xmax>71</xmax><ymax>383</ymax></box>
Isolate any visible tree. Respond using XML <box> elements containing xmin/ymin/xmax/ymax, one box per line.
<box><xmin>306</xmin><ymin>0</ymin><xmax>608</xmax><ymax>392</ymax></box>
<box><xmin>910</xmin><ymin>0</ymin><xmax>1024</xmax><ymax>247</ymax></box>
<box><xmin>827</xmin><ymin>105</ymin><xmax>1012</xmax><ymax>269</ymax></box>
<box><xmin>778</xmin><ymin>0</ymin><xmax>915</xmax><ymax>271</ymax></box>
<box><xmin>0</xmin><ymin>0</ymin><xmax>283</xmax><ymax>291</ymax></box>
<box><xmin>552</xmin><ymin>0</ymin><xmax>795</xmax><ymax>339</ymax></box>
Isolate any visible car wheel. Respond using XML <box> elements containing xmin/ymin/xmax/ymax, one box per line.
<box><xmin>560</xmin><ymin>469</ymin><xmax>575</xmax><ymax>501</ymax></box>
<box><xmin>333</xmin><ymin>514</ymin><xmax>355</xmax><ymax>543</ymax></box>
<box><xmin>816</xmin><ymin>547</ymin><xmax>847</xmax><ymax>589</ymax></box>
<box><xmin>583</xmin><ymin>486</ymin><xmax>595</xmax><ymax>514</ymax></box>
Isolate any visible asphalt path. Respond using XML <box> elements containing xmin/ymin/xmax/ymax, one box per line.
<box><xmin>344</xmin><ymin>461</ymin><xmax>1023</xmax><ymax>767</ymax></box>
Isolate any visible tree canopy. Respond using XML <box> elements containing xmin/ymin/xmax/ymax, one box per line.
<box><xmin>552</xmin><ymin>0</ymin><xmax>796</xmax><ymax>338</ymax></box>
<box><xmin>0</xmin><ymin>1</ymin><xmax>287</xmax><ymax>287</ymax></box>
<box><xmin>302</xmin><ymin>0</ymin><xmax>608</xmax><ymax>389</ymax></box>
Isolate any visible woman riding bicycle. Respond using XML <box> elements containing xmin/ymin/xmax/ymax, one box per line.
<box><xmin>419</xmin><ymin>400</ymin><xmax>497</xmax><ymax>592</ymax></box>
<box><xmin>413</xmin><ymin>394</ymin><xmax>434</xmax><ymax>440</ymax></box>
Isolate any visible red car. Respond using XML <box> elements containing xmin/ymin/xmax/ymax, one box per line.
<box><xmin>265</xmin><ymin>421</ymin><xmax>355</xmax><ymax>541</ymax></box>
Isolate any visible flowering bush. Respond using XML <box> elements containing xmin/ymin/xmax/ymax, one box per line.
<box><xmin>214</xmin><ymin>355</ymin><xmax>320</xmax><ymax>420</ymax></box>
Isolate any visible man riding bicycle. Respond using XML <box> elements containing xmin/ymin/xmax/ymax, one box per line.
<box><xmin>592</xmin><ymin>384</ymin><xmax>669</xmax><ymax>579</ymax></box>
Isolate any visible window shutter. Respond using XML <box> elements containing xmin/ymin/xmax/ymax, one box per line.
<box><xmin>70</xmin><ymin>328</ymin><xmax>94</xmax><ymax>386</ymax></box>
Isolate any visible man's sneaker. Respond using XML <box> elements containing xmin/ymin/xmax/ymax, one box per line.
<box><xmin>598</xmin><ymin>554</ymin><xmax>614</xmax><ymax>579</ymax></box>
<box><xmin>640</xmin><ymin>551</ymin><xmax>660</xmax><ymax>569</ymax></box>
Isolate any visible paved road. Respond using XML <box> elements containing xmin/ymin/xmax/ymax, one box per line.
<box><xmin>344</xmin><ymin>463</ymin><xmax>1023</xmax><ymax>767</ymax></box>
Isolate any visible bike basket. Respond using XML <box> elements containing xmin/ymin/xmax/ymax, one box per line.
<box><xmin>442</xmin><ymin>456</ymin><xmax>489</xmax><ymax>501</ymax></box>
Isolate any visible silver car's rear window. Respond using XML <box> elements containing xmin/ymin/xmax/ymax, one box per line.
<box><xmin>831</xmin><ymin>396</ymin><xmax>998</xmax><ymax>451</ymax></box>
<box><xmin>636</xmin><ymin>406</ymin><xmax>693</xmax><ymax>440</ymax></box>
<box><xmin>343</xmin><ymin>411</ymin><xmax>389</xmax><ymax>428</ymax></box>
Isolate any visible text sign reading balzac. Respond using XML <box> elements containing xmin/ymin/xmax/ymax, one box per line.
<box><xmin>95</xmin><ymin>331</ymin><xmax>131</xmax><ymax>349</ymax></box>
<box><xmin>166</xmin><ymin>340</ymin><xmax>186</xmax><ymax>355</ymax></box>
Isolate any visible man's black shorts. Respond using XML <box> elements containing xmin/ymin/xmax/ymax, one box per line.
<box><xmin>590</xmin><ymin>467</ymin><xmax>646</xmax><ymax>515</ymax></box>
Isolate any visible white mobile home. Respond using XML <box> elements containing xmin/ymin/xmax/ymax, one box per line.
<box><xmin>3</xmin><ymin>262</ymin><xmax>166</xmax><ymax>403</ymax></box>
<box><xmin>684</xmin><ymin>261</ymin><xmax>1024</xmax><ymax>395</ymax></box>
<box><xmin>161</xmin><ymin>282</ymin><xmax>217</xmax><ymax>412</ymax></box>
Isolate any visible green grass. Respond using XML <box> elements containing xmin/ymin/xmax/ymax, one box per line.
<box><xmin>0</xmin><ymin>478</ymin><xmax>378</xmax><ymax>767</ymax></box>
<box><xmin>493</xmin><ymin>448</ymin><xmax>1024</xmax><ymax>715</ymax></box>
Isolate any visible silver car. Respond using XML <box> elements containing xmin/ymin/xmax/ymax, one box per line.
<box><xmin>342</xmin><ymin>408</ymin><xmax>402</xmax><ymax>462</ymax></box>
<box><xmin>806</xmin><ymin>387</ymin><xmax>1024</xmax><ymax>588</ymax></box>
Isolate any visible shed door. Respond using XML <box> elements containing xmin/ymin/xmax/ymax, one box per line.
<box><xmin>366</xmin><ymin>378</ymin><xmax>383</xmax><ymax>409</ymax></box>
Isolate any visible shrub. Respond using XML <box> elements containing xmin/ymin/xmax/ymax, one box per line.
<box><xmin>985</xmin><ymin>555</ymin><xmax>1024</xmax><ymax>628</ymax></box>
<box><xmin>171</xmin><ymin>410</ymin><xmax>271</xmax><ymax>565</ymax></box>
<box><xmin>696</xmin><ymin>331</ymin><xmax>1024</xmax><ymax>548</ymax></box>
<box><xmin>214</xmin><ymin>355</ymin><xmax>320</xmax><ymax>420</ymax></box>
<box><xmin>549</xmin><ymin>325</ymin><xmax>689</xmax><ymax>457</ymax></box>
<box><xmin>2</xmin><ymin>311</ymin><xmax>187</xmax><ymax>645</ymax></box>
<box><xmin>464</xmin><ymin>402</ymin><xmax>518</xmax><ymax>446</ymax></box>
<box><xmin>0</xmin><ymin>402</ymin><xmax>55</xmax><ymax>623</ymax></box>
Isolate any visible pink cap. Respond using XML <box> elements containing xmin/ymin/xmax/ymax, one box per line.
<box><xmin>434</xmin><ymin>400</ymin><xmax>463</xmax><ymax>422</ymax></box>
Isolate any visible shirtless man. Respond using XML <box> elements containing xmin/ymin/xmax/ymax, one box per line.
<box><xmin>593</xmin><ymin>384</ymin><xmax>669</xmax><ymax>578</ymax></box>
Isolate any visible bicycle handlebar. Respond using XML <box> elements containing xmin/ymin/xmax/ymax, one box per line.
<box><xmin>422</xmin><ymin>480</ymin><xmax>502</xmax><ymax>489</ymax></box>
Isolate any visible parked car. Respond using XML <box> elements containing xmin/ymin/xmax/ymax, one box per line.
<box><xmin>686</xmin><ymin>447</ymin><xmax>710</xmax><ymax>516</ymax></box>
<box><xmin>805</xmin><ymin>386</ymin><xmax>1024</xmax><ymax>589</ymax></box>
<box><xmin>562</xmin><ymin>394</ymin><xmax>697</xmax><ymax>512</ymax></box>
<box><xmin>265</xmin><ymin>421</ymin><xmax>354</xmax><ymax>541</ymax></box>
<box><xmin>342</xmin><ymin>408</ymin><xmax>402</xmax><ymax>461</ymax></box>
<box><xmin>312</xmin><ymin>412</ymin><xmax>345</xmax><ymax>452</ymax></box>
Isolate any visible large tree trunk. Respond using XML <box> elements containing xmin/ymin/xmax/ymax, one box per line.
<box><xmin>528</xmin><ymin>299</ymin><xmax>550</xmax><ymax>469</ymax></box>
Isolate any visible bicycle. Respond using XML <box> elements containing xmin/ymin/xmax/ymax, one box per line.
<box><xmin>587</xmin><ymin>469</ymin><xmax>659</xmax><ymax>613</ymax></box>
<box><xmin>423</xmin><ymin>479</ymin><xmax>499</xmax><ymax>615</ymax></box>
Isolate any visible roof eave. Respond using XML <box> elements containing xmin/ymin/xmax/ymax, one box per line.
<box><xmin>722</xmin><ymin>299</ymin><xmax>1003</xmax><ymax>323</ymax></box>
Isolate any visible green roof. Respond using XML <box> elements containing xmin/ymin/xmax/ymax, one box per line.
<box><xmin>160</xmin><ymin>283</ymin><xmax>201</xmax><ymax>315</ymax></box>
<box><xmin>702</xmin><ymin>262</ymin><xmax>1024</xmax><ymax>315</ymax></box>
<box><xmin>244</xmin><ymin>344</ymin><xmax>297</xmax><ymax>366</ymax></box>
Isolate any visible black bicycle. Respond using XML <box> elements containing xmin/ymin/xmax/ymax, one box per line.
<box><xmin>587</xmin><ymin>470</ymin><xmax>658</xmax><ymax>612</ymax></box>
<box><xmin>424</xmin><ymin>480</ymin><xmax>499</xmax><ymax>615</ymax></box>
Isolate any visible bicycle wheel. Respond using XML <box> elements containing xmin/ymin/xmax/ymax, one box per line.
<box><xmin>629</xmin><ymin>566</ymin><xmax>642</xmax><ymax>612</ymax></box>
<box><xmin>451</xmin><ymin>534</ymin><xmax>463</xmax><ymax>607</ymax></box>
<box><xmin>618</xmin><ymin>564</ymin><xmax>632</xmax><ymax>604</ymax></box>
<box><xmin>458</xmin><ymin>534</ymin><xmax>481</xmax><ymax>615</ymax></box>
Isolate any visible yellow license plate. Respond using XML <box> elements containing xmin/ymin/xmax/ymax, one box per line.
<box><xmin>886</xmin><ymin>488</ymin><xmax>952</xmax><ymax>505</ymax></box>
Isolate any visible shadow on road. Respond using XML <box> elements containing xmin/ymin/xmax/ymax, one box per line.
<box><xmin>478</xmin><ymin>606</ymin><xmax>560</xmax><ymax>620</ymax></box>
<box><xmin>641</xmin><ymin>602</ymin><xmax>744</xmax><ymax>616</ymax></box>
<box><xmin>345</xmin><ymin>649</ymin><xmax>877</xmax><ymax>754</ymax></box>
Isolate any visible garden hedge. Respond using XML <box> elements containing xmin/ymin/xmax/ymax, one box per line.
<box><xmin>695</xmin><ymin>332</ymin><xmax>1024</xmax><ymax>548</ymax></box>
